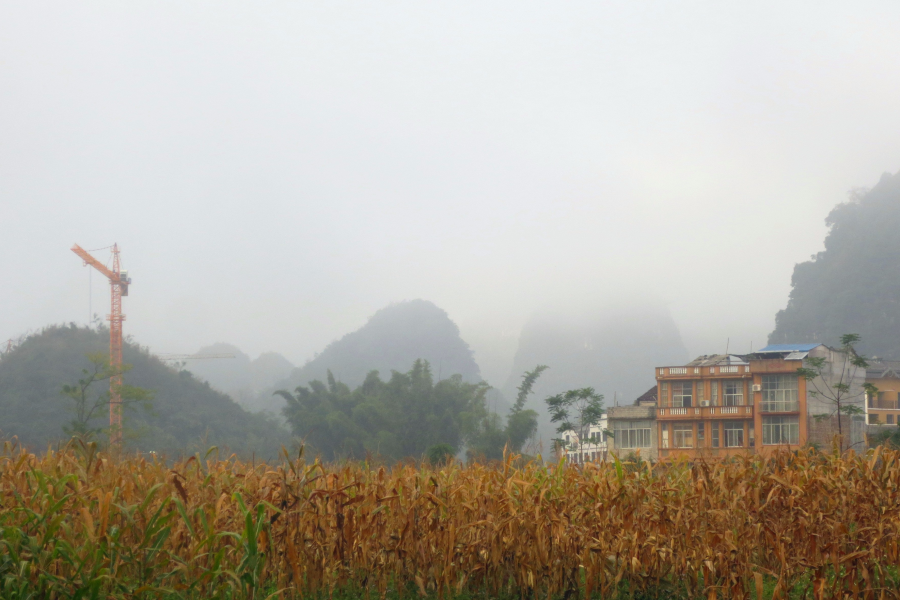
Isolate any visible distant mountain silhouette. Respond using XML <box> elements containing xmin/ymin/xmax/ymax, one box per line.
<box><xmin>185</xmin><ymin>343</ymin><xmax>294</xmax><ymax>412</ymax></box>
<box><xmin>0</xmin><ymin>325</ymin><xmax>291</xmax><ymax>458</ymax></box>
<box><xmin>269</xmin><ymin>300</ymin><xmax>481</xmax><ymax>401</ymax></box>
<box><xmin>502</xmin><ymin>301</ymin><xmax>688</xmax><ymax>444</ymax></box>
<box><xmin>770</xmin><ymin>170</ymin><xmax>900</xmax><ymax>357</ymax></box>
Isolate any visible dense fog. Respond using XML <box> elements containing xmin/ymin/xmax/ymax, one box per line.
<box><xmin>3</xmin><ymin>2</ymin><xmax>900</xmax><ymax>402</ymax></box>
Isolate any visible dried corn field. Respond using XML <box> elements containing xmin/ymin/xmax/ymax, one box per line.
<box><xmin>1</xmin><ymin>443</ymin><xmax>899</xmax><ymax>600</ymax></box>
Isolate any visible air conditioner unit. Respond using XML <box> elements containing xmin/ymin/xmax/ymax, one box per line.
<box><xmin>752</xmin><ymin>384</ymin><xmax>762</xmax><ymax>392</ymax></box>
<box><xmin>700</xmin><ymin>400</ymin><xmax>710</xmax><ymax>407</ymax></box>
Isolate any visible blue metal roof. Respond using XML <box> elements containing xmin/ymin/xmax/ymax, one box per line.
<box><xmin>756</xmin><ymin>343</ymin><xmax>820</xmax><ymax>353</ymax></box>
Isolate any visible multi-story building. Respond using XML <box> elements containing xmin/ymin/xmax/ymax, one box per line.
<box><xmin>866</xmin><ymin>360</ymin><xmax>900</xmax><ymax>426</ymax></box>
<box><xmin>606</xmin><ymin>387</ymin><xmax>658</xmax><ymax>461</ymax></box>
<box><xmin>655</xmin><ymin>343</ymin><xmax>866</xmax><ymax>460</ymax></box>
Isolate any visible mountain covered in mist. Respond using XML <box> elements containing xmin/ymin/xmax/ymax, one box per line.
<box><xmin>0</xmin><ymin>325</ymin><xmax>292</xmax><ymax>458</ymax></box>
<box><xmin>502</xmin><ymin>302</ymin><xmax>689</xmax><ymax>444</ymax></box>
<box><xmin>185</xmin><ymin>343</ymin><xmax>294</xmax><ymax>412</ymax></box>
<box><xmin>270</xmin><ymin>300</ymin><xmax>482</xmax><ymax>397</ymax></box>
<box><xmin>770</xmin><ymin>170</ymin><xmax>900</xmax><ymax>357</ymax></box>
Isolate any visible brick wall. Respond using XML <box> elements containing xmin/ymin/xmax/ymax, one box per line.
<box><xmin>807</xmin><ymin>414</ymin><xmax>866</xmax><ymax>450</ymax></box>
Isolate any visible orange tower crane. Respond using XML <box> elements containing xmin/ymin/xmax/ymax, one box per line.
<box><xmin>71</xmin><ymin>243</ymin><xmax>132</xmax><ymax>448</ymax></box>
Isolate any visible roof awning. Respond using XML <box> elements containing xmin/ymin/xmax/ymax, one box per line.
<box><xmin>757</xmin><ymin>343</ymin><xmax>820</xmax><ymax>353</ymax></box>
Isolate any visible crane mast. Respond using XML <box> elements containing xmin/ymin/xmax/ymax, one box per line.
<box><xmin>71</xmin><ymin>243</ymin><xmax>131</xmax><ymax>449</ymax></box>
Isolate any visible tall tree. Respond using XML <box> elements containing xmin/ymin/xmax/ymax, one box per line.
<box><xmin>545</xmin><ymin>387</ymin><xmax>605</xmax><ymax>460</ymax></box>
<box><xmin>796</xmin><ymin>334</ymin><xmax>876</xmax><ymax>450</ymax></box>
<box><xmin>505</xmin><ymin>365</ymin><xmax>547</xmax><ymax>453</ymax></box>
<box><xmin>464</xmin><ymin>365</ymin><xmax>547</xmax><ymax>461</ymax></box>
<box><xmin>60</xmin><ymin>352</ymin><xmax>154</xmax><ymax>446</ymax></box>
<box><xmin>278</xmin><ymin>359</ymin><xmax>491</xmax><ymax>462</ymax></box>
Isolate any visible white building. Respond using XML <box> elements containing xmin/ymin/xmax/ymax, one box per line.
<box><xmin>560</xmin><ymin>414</ymin><xmax>610</xmax><ymax>463</ymax></box>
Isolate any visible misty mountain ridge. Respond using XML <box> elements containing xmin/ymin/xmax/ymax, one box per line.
<box><xmin>770</xmin><ymin>170</ymin><xmax>900</xmax><ymax>358</ymax></box>
<box><xmin>502</xmin><ymin>300</ymin><xmax>689</xmax><ymax>443</ymax></box>
<box><xmin>185</xmin><ymin>343</ymin><xmax>294</xmax><ymax>413</ymax></box>
<box><xmin>266</xmin><ymin>300</ymin><xmax>482</xmax><ymax>404</ymax></box>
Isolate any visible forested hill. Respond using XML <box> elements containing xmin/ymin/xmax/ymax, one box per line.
<box><xmin>0</xmin><ymin>325</ymin><xmax>292</xmax><ymax>458</ymax></box>
<box><xmin>271</xmin><ymin>300</ymin><xmax>481</xmax><ymax>394</ymax></box>
<box><xmin>770</xmin><ymin>170</ymin><xmax>900</xmax><ymax>357</ymax></box>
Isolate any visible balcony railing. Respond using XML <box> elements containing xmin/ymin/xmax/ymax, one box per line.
<box><xmin>869</xmin><ymin>399</ymin><xmax>900</xmax><ymax>410</ymax></box>
<box><xmin>659</xmin><ymin>365</ymin><xmax>751</xmax><ymax>376</ymax></box>
<box><xmin>657</xmin><ymin>405</ymin><xmax>753</xmax><ymax>418</ymax></box>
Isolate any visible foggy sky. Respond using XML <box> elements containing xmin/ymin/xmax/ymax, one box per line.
<box><xmin>3</xmin><ymin>2</ymin><xmax>900</xmax><ymax>387</ymax></box>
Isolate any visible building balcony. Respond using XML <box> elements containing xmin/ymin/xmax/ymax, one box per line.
<box><xmin>656</xmin><ymin>365</ymin><xmax>751</xmax><ymax>378</ymax></box>
<box><xmin>657</xmin><ymin>405</ymin><xmax>754</xmax><ymax>419</ymax></box>
<box><xmin>868</xmin><ymin>399</ymin><xmax>900</xmax><ymax>410</ymax></box>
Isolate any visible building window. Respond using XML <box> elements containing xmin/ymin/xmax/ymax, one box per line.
<box><xmin>761</xmin><ymin>375</ymin><xmax>799</xmax><ymax>412</ymax></box>
<box><xmin>888</xmin><ymin>414</ymin><xmax>895</xmax><ymax>425</ymax></box>
<box><xmin>723</xmin><ymin>381</ymin><xmax>743</xmax><ymax>406</ymax></box>
<box><xmin>711</xmin><ymin>381</ymin><xmax>718</xmax><ymax>406</ymax></box>
<box><xmin>724</xmin><ymin>422</ymin><xmax>743</xmax><ymax>447</ymax></box>
<box><xmin>711</xmin><ymin>421</ymin><xmax>720</xmax><ymax>448</ymax></box>
<box><xmin>673</xmin><ymin>381</ymin><xmax>693</xmax><ymax>407</ymax></box>
<box><xmin>749</xmin><ymin>424</ymin><xmax>755</xmax><ymax>448</ymax></box>
<box><xmin>673</xmin><ymin>424</ymin><xmax>693</xmax><ymax>448</ymax></box>
<box><xmin>696</xmin><ymin>381</ymin><xmax>705</xmax><ymax>405</ymax></box>
<box><xmin>762</xmin><ymin>416</ymin><xmax>800</xmax><ymax>445</ymax></box>
<box><xmin>697</xmin><ymin>422</ymin><xmax>705</xmax><ymax>448</ymax></box>
<box><xmin>661</xmin><ymin>426</ymin><xmax>669</xmax><ymax>449</ymax></box>
<box><xmin>660</xmin><ymin>382</ymin><xmax>669</xmax><ymax>407</ymax></box>
<box><xmin>869</xmin><ymin>414</ymin><xmax>880</xmax><ymax>424</ymax></box>
<box><xmin>613</xmin><ymin>420</ymin><xmax>652</xmax><ymax>449</ymax></box>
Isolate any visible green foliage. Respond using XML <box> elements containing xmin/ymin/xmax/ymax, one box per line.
<box><xmin>545</xmin><ymin>387</ymin><xmax>605</xmax><ymax>454</ymax></box>
<box><xmin>278</xmin><ymin>359</ymin><xmax>491</xmax><ymax>462</ymax></box>
<box><xmin>511</xmin><ymin>365</ymin><xmax>548</xmax><ymax>413</ymax></box>
<box><xmin>504</xmin><ymin>365</ymin><xmax>545</xmax><ymax>452</ymax></box>
<box><xmin>465</xmin><ymin>365</ymin><xmax>546</xmax><ymax>461</ymax></box>
<box><xmin>770</xmin><ymin>171</ymin><xmax>900</xmax><ymax>356</ymax></box>
<box><xmin>60</xmin><ymin>352</ymin><xmax>154</xmax><ymax>444</ymax></box>
<box><xmin>0</xmin><ymin>324</ymin><xmax>293</xmax><ymax>459</ymax></box>
<box><xmin>425</xmin><ymin>443</ymin><xmax>455</xmax><ymax>465</ymax></box>
<box><xmin>869</xmin><ymin>424</ymin><xmax>900</xmax><ymax>449</ymax></box>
